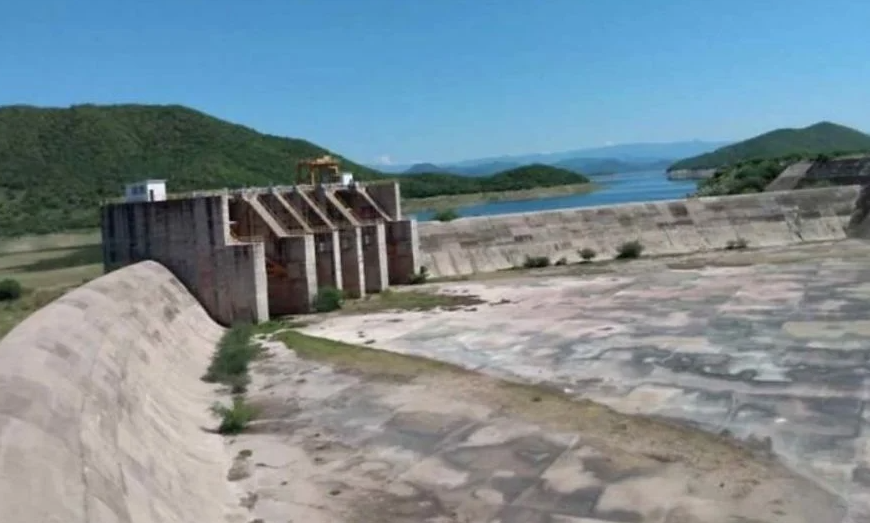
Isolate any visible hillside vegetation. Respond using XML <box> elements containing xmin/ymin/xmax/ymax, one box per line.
<box><xmin>399</xmin><ymin>164</ymin><xmax>588</xmax><ymax>199</ymax></box>
<box><xmin>694</xmin><ymin>158</ymin><xmax>789</xmax><ymax>196</ymax></box>
<box><xmin>670</xmin><ymin>122</ymin><xmax>870</xmax><ymax>171</ymax></box>
<box><xmin>0</xmin><ymin>104</ymin><xmax>589</xmax><ymax>236</ymax></box>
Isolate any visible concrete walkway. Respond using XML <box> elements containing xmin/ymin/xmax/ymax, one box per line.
<box><xmin>304</xmin><ymin>243</ymin><xmax>870</xmax><ymax>521</ymax></box>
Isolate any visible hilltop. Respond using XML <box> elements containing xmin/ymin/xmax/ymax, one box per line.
<box><xmin>0</xmin><ymin>104</ymin><xmax>589</xmax><ymax>236</ymax></box>
<box><xmin>669</xmin><ymin>122</ymin><xmax>870</xmax><ymax>171</ymax></box>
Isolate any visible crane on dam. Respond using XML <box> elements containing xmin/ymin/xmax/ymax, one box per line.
<box><xmin>296</xmin><ymin>155</ymin><xmax>344</xmax><ymax>185</ymax></box>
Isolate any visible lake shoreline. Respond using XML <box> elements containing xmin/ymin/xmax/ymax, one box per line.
<box><xmin>402</xmin><ymin>182</ymin><xmax>599</xmax><ymax>213</ymax></box>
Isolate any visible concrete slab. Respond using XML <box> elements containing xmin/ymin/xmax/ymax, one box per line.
<box><xmin>304</xmin><ymin>241</ymin><xmax>870</xmax><ymax>521</ymax></box>
<box><xmin>233</xmin><ymin>339</ymin><xmax>847</xmax><ymax>523</ymax></box>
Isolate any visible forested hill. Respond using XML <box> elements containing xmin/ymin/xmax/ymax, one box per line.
<box><xmin>0</xmin><ymin>104</ymin><xmax>589</xmax><ymax>236</ymax></box>
<box><xmin>669</xmin><ymin>122</ymin><xmax>870</xmax><ymax>171</ymax></box>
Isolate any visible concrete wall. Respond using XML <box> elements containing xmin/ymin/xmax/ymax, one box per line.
<box><xmin>385</xmin><ymin>220</ymin><xmax>421</xmax><ymax>284</ymax></box>
<box><xmin>365</xmin><ymin>182</ymin><xmax>401</xmax><ymax>219</ymax></box>
<box><xmin>0</xmin><ymin>261</ymin><xmax>239</xmax><ymax>523</ymax></box>
<box><xmin>804</xmin><ymin>156</ymin><xmax>870</xmax><ymax>186</ymax></box>
<box><xmin>101</xmin><ymin>195</ymin><xmax>268</xmax><ymax>325</ymax></box>
<box><xmin>418</xmin><ymin>186</ymin><xmax>860</xmax><ymax>278</ymax></box>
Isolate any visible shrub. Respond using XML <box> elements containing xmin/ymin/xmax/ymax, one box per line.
<box><xmin>433</xmin><ymin>208</ymin><xmax>459</xmax><ymax>222</ymax></box>
<box><xmin>554</xmin><ymin>257</ymin><xmax>568</xmax><ymax>266</ymax></box>
<box><xmin>211</xmin><ymin>396</ymin><xmax>257</xmax><ymax>435</ymax></box>
<box><xmin>523</xmin><ymin>255</ymin><xmax>551</xmax><ymax>269</ymax></box>
<box><xmin>615</xmin><ymin>240</ymin><xmax>644</xmax><ymax>260</ymax></box>
<box><xmin>408</xmin><ymin>266</ymin><xmax>429</xmax><ymax>285</ymax></box>
<box><xmin>314</xmin><ymin>286</ymin><xmax>344</xmax><ymax>313</ymax></box>
<box><xmin>725</xmin><ymin>238</ymin><xmax>749</xmax><ymax>250</ymax></box>
<box><xmin>0</xmin><ymin>278</ymin><xmax>22</xmax><ymax>301</ymax></box>
<box><xmin>578</xmin><ymin>247</ymin><xmax>597</xmax><ymax>262</ymax></box>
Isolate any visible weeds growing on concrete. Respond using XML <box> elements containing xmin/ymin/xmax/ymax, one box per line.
<box><xmin>615</xmin><ymin>240</ymin><xmax>644</xmax><ymax>260</ymax></box>
<box><xmin>578</xmin><ymin>247</ymin><xmax>597</xmax><ymax>262</ymax></box>
<box><xmin>202</xmin><ymin>323</ymin><xmax>260</xmax><ymax>393</ymax></box>
<box><xmin>725</xmin><ymin>238</ymin><xmax>749</xmax><ymax>250</ymax></box>
<box><xmin>523</xmin><ymin>255</ymin><xmax>551</xmax><ymax>269</ymax></box>
<box><xmin>408</xmin><ymin>266</ymin><xmax>430</xmax><ymax>285</ymax></box>
<box><xmin>342</xmin><ymin>288</ymin><xmax>484</xmax><ymax>314</ymax></box>
<box><xmin>0</xmin><ymin>279</ymin><xmax>22</xmax><ymax>301</ymax></box>
<box><xmin>314</xmin><ymin>286</ymin><xmax>344</xmax><ymax>313</ymax></box>
<box><xmin>210</xmin><ymin>396</ymin><xmax>258</xmax><ymax>435</ymax></box>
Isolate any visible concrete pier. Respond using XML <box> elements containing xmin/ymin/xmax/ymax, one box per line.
<box><xmin>100</xmin><ymin>181</ymin><xmax>420</xmax><ymax>323</ymax></box>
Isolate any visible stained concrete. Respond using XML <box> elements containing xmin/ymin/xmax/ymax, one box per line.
<box><xmin>0</xmin><ymin>261</ymin><xmax>244</xmax><ymax>523</ymax></box>
<box><xmin>305</xmin><ymin>240</ymin><xmax>870</xmax><ymax>521</ymax></box>
<box><xmin>101</xmin><ymin>195</ymin><xmax>268</xmax><ymax>324</ymax></box>
<box><xmin>231</xmin><ymin>337</ymin><xmax>847</xmax><ymax>523</ymax></box>
<box><xmin>0</xmin><ymin>253</ymin><xmax>853</xmax><ymax>523</ymax></box>
<box><xmin>416</xmin><ymin>186</ymin><xmax>860</xmax><ymax>278</ymax></box>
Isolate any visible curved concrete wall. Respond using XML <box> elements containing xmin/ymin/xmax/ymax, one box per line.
<box><xmin>418</xmin><ymin>186</ymin><xmax>860</xmax><ymax>277</ymax></box>
<box><xmin>0</xmin><ymin>261</ymin><xmax>235</xmax><ymax>523</ymax></box>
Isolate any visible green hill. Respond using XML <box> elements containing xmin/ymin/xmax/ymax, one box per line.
<box><xmin>399</xmin><ymin>164</ymin><xmax>589</xmax><ymax>199</ymax></box>
<box><xmin>669</xmin><ymin>122</ymin><xmax>870</xmax><ymax>171</ymax></box>
<box><xmin>0</xmin><ymin>104</ymin><xmax>589</xmax><ymax>236</ymax></box>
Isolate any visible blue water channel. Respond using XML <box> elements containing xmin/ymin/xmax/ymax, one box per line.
<box><xmin>411</xmin><ymin>170</ymin><xmax>699</xmax><ymax>221</ymax></box>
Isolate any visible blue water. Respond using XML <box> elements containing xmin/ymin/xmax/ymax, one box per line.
<box><xmin>411</xmin><ymin>170</ymin><xmax>699</xmax><ymax>221</ymax></box>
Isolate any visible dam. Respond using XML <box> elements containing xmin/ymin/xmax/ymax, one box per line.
<box><xmin>2</xmin><ymin>181</ymin><xmax>870</xmax><ymax>522</ymax></box>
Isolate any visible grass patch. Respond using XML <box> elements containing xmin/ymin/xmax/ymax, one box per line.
<box><xmin>0</xmin><ymin>244</ymin><xmax>103</xmax><ymax>273</ymax></box>
<box><xmin>277</xmin><ymin>329</ymin><xmax>463</xmax><ymax>382</ymax></box>
<box><xmin>342</xmin><ymin>288</ymin><xmax>484</xmax><ymax>314</ymax></box>
<box><xmin>211</xmin><ymin>395</ymin><xmax>258</xmax><ymax>435</ymax></box>
<box><xmin>314</xmin><ymin>286</ymin><xmax>344</xmax><ymax>313</ymax></box>
<box><xmin>0</xmin><ymin>286</ymin><xmax>73</xmax><ymax>339</ymax></box>
<box><xmin>202</xmin><ymin>323</ymin><xmax>261</xmax><ymax>393</ymax></box>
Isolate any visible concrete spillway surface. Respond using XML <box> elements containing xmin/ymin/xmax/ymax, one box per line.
<box><xmin>0</xmin><ymin>250</ymin><xmax>863</xmax><ymax>522</ymax></box>
<box><xmin>0</xmin><ymin>262</ymin><xmax>238</xmax><ymax>523</ymax></box>
<box><xmin>305</xmin><ymin>241</ymin><xmax>870</xmax><ymax>521</ymax></box>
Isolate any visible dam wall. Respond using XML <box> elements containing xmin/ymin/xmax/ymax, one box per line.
<box><xmin>101</xmin><ymin>195</ymin><xmax>268</xmax><ymax>325</ymax></box>
<box><xmin>0</xmin><ymin>261</ymin><xmax>238</xmax><ymax>523</ymax></box>
<box><xmin>417</xmin><ymin>186</ymin><xmax>860</xmax><ymax>277</ymax></box>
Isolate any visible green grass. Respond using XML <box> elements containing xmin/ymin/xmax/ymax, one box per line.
<box><xmin>340</xmin><ymin>288</ymin><xmax>484</xmax><ymax>314</ymax></box>
<box><xmin>0</xmin><ymin>235</ymin><xmax>105</xmax><ymax>339</ymax></box>
<box><xmin>277</xmin><ymin>329</ymin><xmax>464</xmax><ymax>382</ymax></box>
<box><xmin>202</xmin><ymin>323</ymin><xmax>261</xmax><ymax>393</ymax></box>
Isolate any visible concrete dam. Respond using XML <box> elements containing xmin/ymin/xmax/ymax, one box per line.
<box><xmin>417</xmin><ymin>185</ymin><xmax>861</xmax><ymax>278</ymax></box>
<box><xmin>1</xmin><ymin>183</ymin><xmax>869</xmax><ymax>522</ymax></box>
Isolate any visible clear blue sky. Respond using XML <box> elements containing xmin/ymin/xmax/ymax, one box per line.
<box><xmin>3</xmin><ymin>0</ymin><xmax>869</xmax><ymax>165</ymax></box>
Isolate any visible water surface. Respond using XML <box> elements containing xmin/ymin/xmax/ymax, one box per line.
<box><xmin>412</xmin><ymin>170</ymin><xmax>698</xmax><ymax>221</ymax></box>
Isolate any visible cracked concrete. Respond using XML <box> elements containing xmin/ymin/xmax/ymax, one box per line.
<box><xmin>228</xmin><ymin>339</ymin><xmax>847</xmax><ymax>523</ymax></box>
<box><xmin>304</xmin><ymin>240</ymin><xmax>870</xmax><ymax>521</ymax></box>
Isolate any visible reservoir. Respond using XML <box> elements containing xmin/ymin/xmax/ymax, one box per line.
<box><xmin>411</xmin><ymin>169</ymin><xmax>698</xmax><ymax>221</ymax></box>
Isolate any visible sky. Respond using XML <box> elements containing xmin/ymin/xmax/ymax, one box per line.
<box><xmin>2</xmin><ymin>0</ymin><xmax>870</xmax><ymax>165</ymax></box>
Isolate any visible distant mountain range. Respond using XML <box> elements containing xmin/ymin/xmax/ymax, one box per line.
<box><xmin>371</xmin><ymin>140</ymin><xmax>732</xmax><ymax>176</ymax></box>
